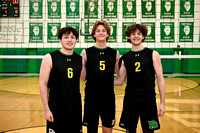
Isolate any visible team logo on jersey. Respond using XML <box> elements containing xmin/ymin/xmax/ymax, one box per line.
<box><xmin>135</xmin><ymin>54</ymin><xmax>139</xmax><ymax>57</ymax></box>
<box><xmin>67</xmin><ymin>58</ymin><xmax>71</xmax><ymax>61</ymax></box>
<box><xmin>148</xmin><ymin>120</ymin><xmax>158</xmax><ymax>129</ymax></box>
<box><xmin>100</xmin><ymin>52</ymin><xmax>104</xmax><ymax>55</ymax></box>
<box><xmin>49</xmin><ymin>128</ymin><xmax>55</xmax><ymax>133</ymax></box>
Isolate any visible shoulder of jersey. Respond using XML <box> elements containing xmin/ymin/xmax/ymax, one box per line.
<box><xmin>73</xmin><ymin>52</ymin><xmax>82</xmax><ymax>58</ymax></box>
<box><xmin>87</xmin><ymin>46</ymin><xmax>95</xmax><ymax>50</ymax></box>
<box><xmin>49</xmin><ymin>50</ymin><xmax>60</xmax><ymax>57</ymax></box>
<box><xmin>50</xmin><ymin>50</ymin><xmax>59</xmax><ymax>54</ymax></box>
<box><xmin>109</xmin><ymin>47</ymin><xmax>117</xmax><ymax>52</ymax></box>
<box><xmin>123</xmin><ymin>50</ymin><xmax>131</xmax><ymax>57</ymax></box>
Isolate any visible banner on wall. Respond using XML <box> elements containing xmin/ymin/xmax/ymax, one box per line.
<box><xmin>180</xmin><ymin>0</ymin><xmax>194</xmax><ymax>18</ymax></box>
<box><xmin>66</xmin><ymin>23</ymin><xmax>80</xmax><ymax>42</ymax></box>
<box><xmin>85</xmin><ymin>22</ymin><xmax>95</xmax><ymax>42</ymax></box>
<box><xmin>122</xmin><ymin>22</ymin><xmax>135</xmax><ymax>42</ymax></box>
<box><xmin>0</xmin><ymin>23</ymin><xmax>23</xmax><ymax>43</ymax></box>
<box><xmin>48</xmin><ymin>0</ymin><xmax>61</xmax><ymax>19</ymax></box>
<box><xmin>141</xmin><ymin>0</ymin><xmax>156</xmax><ymax>18</ymax></box>
<box><xmin>160</xmin><ymin>0</ymin><xmax>175</xmax><ymax>19</ymax></box>
<box><xmin>66</xmin><ymin>0</ymin><xmax>79</xmax><ymax>18</ymax></box>
<box><xmin>160</xmin><ymin>22</ymin><xmax>174</xmax><ymax>42</ymax></box>
<box><xmin>104</xmin><ymin>0</ymin><xmax>117</xmax><ymax>18</ymax></box>
<box><xmin>29</xmin><ymin>0</ymin><xmax>43</xmax><ymax>19</ymax></box>
<box><xmin>84</xmin><ymin>0</ymin><xmax>98</xmax><ymax>18</ymax></box>
<box><xmin>141</xmin><ymin>22</ymin><xmax>155</xmax><ymax>42</ymax></box>
<box><xmin>108</xmin><ymin>22</ymin><xmax>117</xmax><ymax>42</ymax></box>
<box><xmin>179</xmin><ymin>22</ymin><xmax>194</xmax><ymax>42</ymax></box>
<box><xmin>123</xmin><ymin>0</ymin><xmax>136</xmax><ymax>18</ymax></box>
<box><xmin>29</xmin><ymin>23</ymin><xmax>43</xmax><ymax>43</ymax></box>
<box><xmin>47</xmin><ymin>23</ymin><xmax>61</xmax><ymax>43</ymax></box>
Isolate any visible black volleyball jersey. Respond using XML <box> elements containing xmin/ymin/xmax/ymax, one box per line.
<box><xmin>48</xmin><ymin>50</ymin><xmax>82</xmax><ymax>113</ymax></box>
<box><xmin>85</xmin><ymin>46</ymin><xmax>117</xmax><ymax>100</ymax></box>
<box><xmin>121</xmin><ymin>48</ymin><xmax>156</xmax><ymax>100</ymax></box>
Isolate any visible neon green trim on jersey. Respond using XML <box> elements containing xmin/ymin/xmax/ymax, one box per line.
<box><xmin>59</xmin><ymin>50</ymin><xmax>74</xmax><ymax>56</ymax></box>
<box><xmin>131</xmin><ymin>47</ymin><xmax>145</xmax><ymax>53</ymax></box>
<box><xmin>94</xmin><ymin>45</ymin><xmax>108</xmax><ymax>50</ymax></box>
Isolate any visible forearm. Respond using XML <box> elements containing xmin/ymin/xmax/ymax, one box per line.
<box><xmin>114</xmin><ymin>77</ymin><xmax>124</xmax><ymax>86</ymax></box>
<box><xmin>40</xmin><ymin>85</ymin><xmax>50</xmax><ymax>112</ymax></box>
<box><xmin>114</xmin><ymin>60</ymin><xmax>126</xmax><ymax>86</ymax></box>
<box><xmin>157</xmin><ymin>78</ymin><xmax>165</xmax><ymax>105</ymax></box>
<box><xmin>80</xmin><ymin>68</ymin><xmax>86</xmax><ymax>82</ymax></box>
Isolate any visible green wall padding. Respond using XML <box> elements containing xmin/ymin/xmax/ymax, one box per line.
<box><xmin>27</xmin><ymin>49</ymin><xmax>38</xmax><ymax>73</ymax></box>
<box><xmin>182</xmin><ymin>50</ymin><xmax>200</xmax><ymax>73</ymax></box>
<box><xmin>1</xmin><ymin>49</ymin><xmax>26</xmax><ymax>73</ymax></box>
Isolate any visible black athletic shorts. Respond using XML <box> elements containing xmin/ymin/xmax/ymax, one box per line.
<box><xmin>119</xmin><ymin>97</ymin><xmax>160</xmax><ymax>131</ymax></box>
<box><xmin>83</xmin><ymin>98</ymin><xmax>115</xmax><ymax>128</ymax></box>
<box><xmin>47</xmin><ymin>108</ymin><xmax>82</xmax><ymax>133</ymax></box>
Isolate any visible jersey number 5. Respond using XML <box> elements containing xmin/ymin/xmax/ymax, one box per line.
<box><xmin>67</xmin><ymin>68</ymin><xmax>73</xmax><ymax>78</ymax></box>
<box><xmin>135</xmin><ymin>62</ymin><xmax>141</xmax><ymax>72</ymax></box>
<box><xmin>100</xmin><ymin>61</ymin><xmax>105</xmax><ymax>71</ymax></box>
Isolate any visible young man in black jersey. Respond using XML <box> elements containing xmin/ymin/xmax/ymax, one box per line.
<box><xmin>114</xmin><ymin>24</ymin><xmax>165</xmax><ymax>133</ymax></box>
<box><xmin>80</xmin><ymin>21</ymin><xmax>120</xmax><ymax>133</ymax></box>
<box><xmin>40</xmin><ymin>27</ymin><xmax>83</xmax><ymax>133</ymax></box>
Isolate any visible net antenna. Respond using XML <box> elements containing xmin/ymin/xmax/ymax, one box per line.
<box><xmin>80</xmin><ymin>0</ymin><xmax>109</xmax><ymax>36</ymax></box>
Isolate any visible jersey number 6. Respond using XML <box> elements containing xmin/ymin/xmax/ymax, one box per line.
<box><xmin>67</xmin><ymin>68</ymin><xmax>73</xmax><ymax>78</ymax></box>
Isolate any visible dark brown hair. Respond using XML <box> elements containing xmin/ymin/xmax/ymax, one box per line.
<box><xmin>91</xmin><ymin>21</ymin><xmax>111</xmax><ymax>42</ymax></box>
<box><xmin>125</xmin><ymin>23</ymin><xmax>148</xmax><ymax>43</ymax></box>
<box><xmin>57</xmin><ymin>26</ymin><xmax>79</xmax><ymax>40</ymax></box>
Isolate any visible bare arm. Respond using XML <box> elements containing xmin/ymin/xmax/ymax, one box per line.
<box><xmin>39</xmin><ymin>54</ymin><xmax>54</xmax><ymax>122</ymax></box>
<box><xmin>80</xmin><ymin>49</ymin><xmax>87</xmax><ymax>82</ymax></box>
<box><xmin>153</xmin><ymin>51</ymin><xmax>166</xmax><ymax>117</ymax></box>
<box><xmin>114</xmin><ymin>60</ymin><xmax>127</xmax><ymax>86</ymax></box>
<box><xmin>115</xmin><ymin>50</ymin><xmax>120</xmax><ymax>76</ymax></box>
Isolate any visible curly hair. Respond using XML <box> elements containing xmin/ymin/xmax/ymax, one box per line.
<box><xmin>125</xmin><ymin>23</ymin><xmax>148</xmax><ymax>43</ymax></box>
<box><xmin>91</xmin><ymin>21</ymin><xmax>111</xmax><ymax>42</ymax></box>
<box><xmin>57</xmin><ymin>26</ymin><xmax>79</xmax><ymax>40</ymax></box>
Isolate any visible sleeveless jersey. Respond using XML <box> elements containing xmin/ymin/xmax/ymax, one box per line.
<box><xmin>48</xmin><ymin>50</ymin><xmax>82</xmax><ymax>113</ymax></box>
<box><xmin>85</xmin><ymin>46</ymin><xmax>117</xmax><ymax>101</ymax></box>
<box><xmin>122</xmin><ymin>48</ymin><xmax>156</xmax><ymax>100</ymax></box>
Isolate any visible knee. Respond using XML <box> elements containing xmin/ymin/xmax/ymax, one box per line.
<box><xmin>102</xmin><ymin>126</ymin><xmax>112</xmax><ymax>133</ymax></box>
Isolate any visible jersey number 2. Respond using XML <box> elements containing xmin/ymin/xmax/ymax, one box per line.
<box><xmin>100</xmin><ymin>61</ymin><xmax>105</xmax><ymax>71</ymax></box>
<box><xmin>135</xmin><ymin>62</ymin><xmax>141</xmax><ymax>72</ymax></box>
<box><xmin>67</xmin><ymin>68</ymin><xmax>73</xmax><ymax>78</ymax></box>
